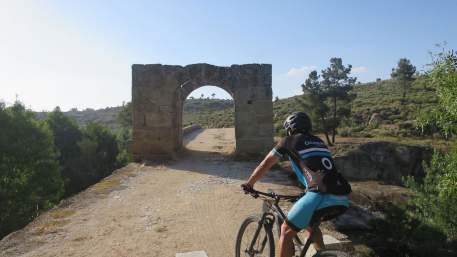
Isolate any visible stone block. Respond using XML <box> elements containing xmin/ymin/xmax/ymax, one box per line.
<box><xmin>132</xmin><ymin>63</ymin><xmax>273</xmax><ymax>159</ymax></box>
<box><xmin>176</xmin><ymin>251</ymin><xmax>208</xmax><ymax>257</ymax></box>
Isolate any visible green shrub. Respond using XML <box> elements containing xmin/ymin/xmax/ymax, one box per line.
<box><xmin>78</xmin><ymin>123</ymin><xmax>120</xmax><ymax>185</ymax></box>
<box><xmin>338</xmin><ymin>127</ymin><xmax>352</xmax><ymax>137</ymax></box>
<box><xmin>405</xmin><ymin>145</ymin><xmax>457</xmax><ymax>240</ymax></box>
<box><xmin>46</xmin><ymin>108</ymin><xmax>83</xmax><ymax>196</ymax></box>
<box><xmin>370</xmin><ymin>203</ymin><xmax>449</xmax><ymax>257</ymax></box>
<box><xmin>115</xmin><ymin>128</ymin><xmax>132</xmax><ymax>166</ymax></box>
<box><xmin>47</xmin><ymin>109</ymin><xmax>128</xmax><ymax>196</ymax></box>
<box><xmin>0</xmin><ymin>103</ymin><xmax>64</xmax><ymax>238</ymax></box>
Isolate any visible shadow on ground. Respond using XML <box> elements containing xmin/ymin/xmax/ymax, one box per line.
<box><xmin>144</xmin><ymin>149</ymin><xmax>298</xmax><ymax>188</ymax></box>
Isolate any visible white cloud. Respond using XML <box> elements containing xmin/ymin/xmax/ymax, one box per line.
<box><xmin>286</xmin><ymin>66</ymin><xmax>317</xmax><ymax>77</ymax></box>
<box><xmin>352</xmin><ymin>66</ymin><xmax>368</xmax><ymax>74</ymax></box>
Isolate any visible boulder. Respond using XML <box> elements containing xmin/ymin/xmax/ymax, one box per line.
<box><xmin>332</xmin><ymin>205</ymin><xmax>381</xmax><ymax>231</ymax></box>
<box><xmin>368</xmin><ymin>113</ymin><xmax>382</xmax><ymax>127</ymax></box>
<box><xmin>334</xmin><ymin>142</ymin><xmax>432</xmax><ymax>184</ymax></box>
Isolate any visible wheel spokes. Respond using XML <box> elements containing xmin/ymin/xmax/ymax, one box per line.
<box><xmin>241</xmin><ymin>224</ymin><xmax>270</xmax><ymax>257</ymax></box>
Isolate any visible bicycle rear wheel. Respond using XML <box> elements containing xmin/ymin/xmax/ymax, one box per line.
<box><xmin>235</xmin><ymin>215</ymin><xmax>275</xmax><ymax>257</ymax></box>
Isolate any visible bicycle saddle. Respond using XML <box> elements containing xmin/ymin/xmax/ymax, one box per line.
<box><xmin>310</xmin><ymin>205</ymin><xmax>348</xmax><ymax>224</ymax></box>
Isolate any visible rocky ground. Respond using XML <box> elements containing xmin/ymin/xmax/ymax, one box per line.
<box><xmin>0</xmin><ymin>128</ymin><xmax>410</xmax><ymax>257</ymax></box>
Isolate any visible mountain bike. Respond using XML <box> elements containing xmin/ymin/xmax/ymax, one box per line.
<box><xmin>235</xmin><ymin>188</ymin><xmax>350</xmax><ymax>257</ymax></box>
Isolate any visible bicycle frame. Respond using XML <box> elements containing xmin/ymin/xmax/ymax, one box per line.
<box><xmin>247</xmin><ymin>189</ymin><xmax>318</xmax><ymax>257</ymax></box>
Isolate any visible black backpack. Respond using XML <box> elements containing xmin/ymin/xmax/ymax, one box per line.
<box><xmin>323</xmin><ymin>171</ymin><xmax>352</xmax><ymax>195</ymax></box>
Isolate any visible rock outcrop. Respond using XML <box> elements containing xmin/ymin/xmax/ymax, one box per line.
<box><xmin>335</xmin><ymin>142</ymin><xmax>433</xmax><ymax>184</ymax></box>
<box><xmin>368</xmin><ymin>113</ymin><xmax>382</xmax><ymax>127</ymax></box>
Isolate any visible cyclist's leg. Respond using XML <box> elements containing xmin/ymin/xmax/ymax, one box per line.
<box><xmin>286</xmin><ymin>191</ymin><xmax>323</xmax><ymax>231</ymax></box>
<box><xmin>283</xmin><ymin>192</ymin><xmax>324</xmax><ymax>254</ymax></box>
<box><xmin>312</xmin><ymin>194</ymin><xmax>350</xmax><ymax>251</ymax></box>
<box><xmin>279</xmin><ymin>222</ymin><xmax>296</xmax><ymax>257</ymax></box>
<box><xmin>305</xmin><ymin>226</ymin><xmax>324</xmax><ymax>251</ymax></box>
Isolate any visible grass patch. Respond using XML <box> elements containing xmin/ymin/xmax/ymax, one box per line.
<box><xmin>50</xmin><ymin>209</ymin><xmax>76</xmax><ymax>219</ymax></box>
<box><xmin>72</xmin><ymin>236</ymin><xmax>90</xmax><ymax>242</ymax></box>
<box><xmin>34</xmin><ymin>219</ymin><xmax>70</xmax><ymax>235</ymax></box>
<box><xmin>118</xmin><ymin>167</ymin><xmax>138</xmax><ymax>178</ymax></box>
<box><xmin>91</xmin><ymin>178</ymin><xmax>121</xmax><ymax>194</ymax></box>
<box><xmin>154</xmin><ymin>225</ymin><xmax>168</xmax><ymax>233</ymax></box>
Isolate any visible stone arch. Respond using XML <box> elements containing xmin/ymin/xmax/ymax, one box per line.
<box><xmin>175</xmin><ymin>83</ymin><xmax>234</xmax><ymax>150</ymax></box>
<box><xmin>131</xmin><ymin>63</ymin><xmax>273</xmax><ymax>160</ymax></box>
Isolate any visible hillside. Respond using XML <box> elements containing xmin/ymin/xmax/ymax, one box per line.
<box><xmin>182</xmin><ymin>99</ymin><xmax>234</xmax><ymax>128</ymax></box>
<box><xmin>36</xmin><ymin>79</ymin><xmax>439</xmax><ymax>138</ymax></box>
<box><xmin>35</xmin><ymin>107</ymin><xmax>124</xmax><ymax>131</ymax></box>
<box><xmin>183</xmin><ymin>78</ymin><xmax>440</xmax><ymax>139</ymax></box>
<box><xmin>274</xmin><ymin>78</ymin><xmax>439</xmax><ymax>138</ymax></box>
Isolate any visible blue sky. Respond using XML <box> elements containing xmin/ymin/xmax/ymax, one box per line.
<box><xmin>1</xmin><ymin>0</ymin><xmax>456</xmax><ymax>111</ymax></box>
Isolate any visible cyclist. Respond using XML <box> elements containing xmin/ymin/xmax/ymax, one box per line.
<box><xmin>241</xmin><ymin>112</ymin><xmax>351</xmax><ymax>257</ymax></box>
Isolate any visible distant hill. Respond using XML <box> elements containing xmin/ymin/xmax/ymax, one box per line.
<box><xmin>35</xmin><ymin>78</ymin><xmax>438</xmax><ymax>138</ymax></box>
<box><xmin>273</xmin><ymin>78</ymin><xmax>438</xmax><ymax>137</ymax></box>
<box><xmin>182</xmin><ymin>98</ymin><xmax>234</xmax><ymax>128</ymax></box>
<box><xmin>35</xmin><ymin>107</ymin><xmax>124</xmax><ymax>131</ymax></box>
<box><xmin>34</xmin><ymin>99</ymin><xmax>235</xmax><ymax>131</ymax></box>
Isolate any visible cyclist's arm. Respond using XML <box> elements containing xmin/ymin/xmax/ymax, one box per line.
<box><xmin>246</xmin><ymin>151</ymin><xmax>280</xmax><ymax>186</ymax></box>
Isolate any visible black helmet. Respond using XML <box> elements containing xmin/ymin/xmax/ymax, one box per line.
<box><xmin>283</xmin><ymin>112</ymin><xmax>312</xmax><ymax>135</ymax></box>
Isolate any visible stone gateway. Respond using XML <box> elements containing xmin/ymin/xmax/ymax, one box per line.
<box><xmin>131</xmin><ymin>63</ymin><xmax>274</xmax><ymax>160</ymax></box>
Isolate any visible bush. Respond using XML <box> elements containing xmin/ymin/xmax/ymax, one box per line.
<box><xmin>405</xmin><ymin>145</ymin><xmax>457</xmax><ymax>240</ymax></box>
<box><xmin>46</xmin><ymin>108</ymin><xmax>83</xmax><ymax>196</ymax></box>
<box><xmin>115</xmin><ymin>128</ymin><xmax>132</xmax><ymax>166</ymax></box>
<box><xmin>338</xmin><ymin>127</ymin><xmax>352</xmax><ymax>137</ymax></box>
<box><xmin>370</xmin><ymin>203</ymin><xmax>450</xmax><ymax>257</ymax></box>
<box><xmin>77</xmin><ymin>123</ymin><xmax>120</xmax><ymax>187</ymax></box>
<box><xmin>0</xmin><ymin>103</ymin><xmax>64</xmax><ymax>238</ymax></box>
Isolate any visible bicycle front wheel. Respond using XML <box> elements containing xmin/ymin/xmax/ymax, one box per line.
<box><xmin>235</xmin><ymin>215</ymin><xmax>275</xmax><ymax>257</ymax></box>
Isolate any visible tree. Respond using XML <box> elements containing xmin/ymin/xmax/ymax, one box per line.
<box><xmin>46</xmin><ymin>107</ymin><xmax>83</xmax><ymax>196</ymax></box>
<box><xmin>408</xmin><ymin>49</ymin><xmax>457</xmax><ymax>240</ymax></box>
<box><xmin>391</xmin><ymin>58</ymin><xmax>416</xmax><ymax>102</ymax></box>
<box><xmin>0</xmin><ymin>102</ymin><xmax>64</xmax><ymax>238</ymax></box>
<box><xmin>298</xmin><ymin>70</ymin><xmax>332</xmax><ymax>144</ymax></box>
<box><xmin>298</xmin><ymin>59</ymin><xmax>356</xmax><ymax>145</ymax></box>
<box><xmin>200</xmin><ymin>94</ymin><xmax>204</xmax><ymax>99</ymax></box>
<box><xmin>117</xmin><ymin>102</ymin><xmax>132</xmax><ymax>129</ymax></box>
<box><xmin>78</xmin><ymin>123</ymin><xmax>120</xmax><ymax>185</ymax></box>
<box><xmin>116</xmin><ymin>102</ymin><xmax>134</xmax><ymax>164</ymax></box>
<box><xmin>418</xmin><ymin>50</ymin><xmax>457</xmax><ymax>138</ymax></box>
<box><xmin>321</xmin><ymin>58</ymin><xmax>356</xmax><ymax>144</ymax></box>
<box><xmin>211</xmin><ymin>93</ymin><xmax>216</xmax><ymax>99</ymax></box>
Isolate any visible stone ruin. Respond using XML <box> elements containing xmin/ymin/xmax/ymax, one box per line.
<box><xmin>131</xmin><ymin>63</ymin><xmax>274</xmax><ymax>160</ymax></box>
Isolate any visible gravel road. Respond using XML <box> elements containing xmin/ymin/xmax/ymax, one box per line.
<box><xmin>0</xmin><ymin>128</ymin><xmax>300</xmax><ymax>257</ymax></box>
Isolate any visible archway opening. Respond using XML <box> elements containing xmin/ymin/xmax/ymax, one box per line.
<box><xmin>181</xmin><ymin>85</ymin><xmax>235</xmax><ymax>154</ymax></box>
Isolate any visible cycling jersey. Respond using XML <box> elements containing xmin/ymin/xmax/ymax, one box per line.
<box><xmin>271</xmin><ymin>133</ymin><xmax>350</xmax><ymax>194</ymax></box>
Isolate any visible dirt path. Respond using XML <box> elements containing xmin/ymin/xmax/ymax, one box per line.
<box><xmin>0</xmin><ymin>128</ymin><xmax>300</xmax><ymax>257</ymax></box>
<box><xmin>183</xmin><ymin>128</ymin><xmax>235</xmax><ymax>154</ymax></box>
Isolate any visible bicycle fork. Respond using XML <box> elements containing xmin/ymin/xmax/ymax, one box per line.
<box><xmin>247</xmin><ymin>212</ymin><xmax>275</xmax><ymax>256</ymax></box>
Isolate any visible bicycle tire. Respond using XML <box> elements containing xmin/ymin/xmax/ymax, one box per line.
<box><xmin>235</xmin><ymin>215</ymin><xmax>275</xmax><ymax>257</ymax></box>
<box><xmin>312</xmin><ymin>249</ymin><xmax>350</xmax><ymax>257</ymax></box>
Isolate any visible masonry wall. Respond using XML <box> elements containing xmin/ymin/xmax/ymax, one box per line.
<box><xmin>131</xmin><ymin>63</ymin><xmax>273</xmax><ymax>160</ymax></box>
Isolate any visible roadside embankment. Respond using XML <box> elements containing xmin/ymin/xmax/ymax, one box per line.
<box><xmin>183</xmin><ymin>124</ymin><xmax>202</xmax><ymax>135</ymax></box>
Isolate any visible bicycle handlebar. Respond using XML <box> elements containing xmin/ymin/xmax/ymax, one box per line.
<box><xmin>243</xmin><ymin>188</ymin><xmax>304</xmax><ymax>202</ymax></box>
